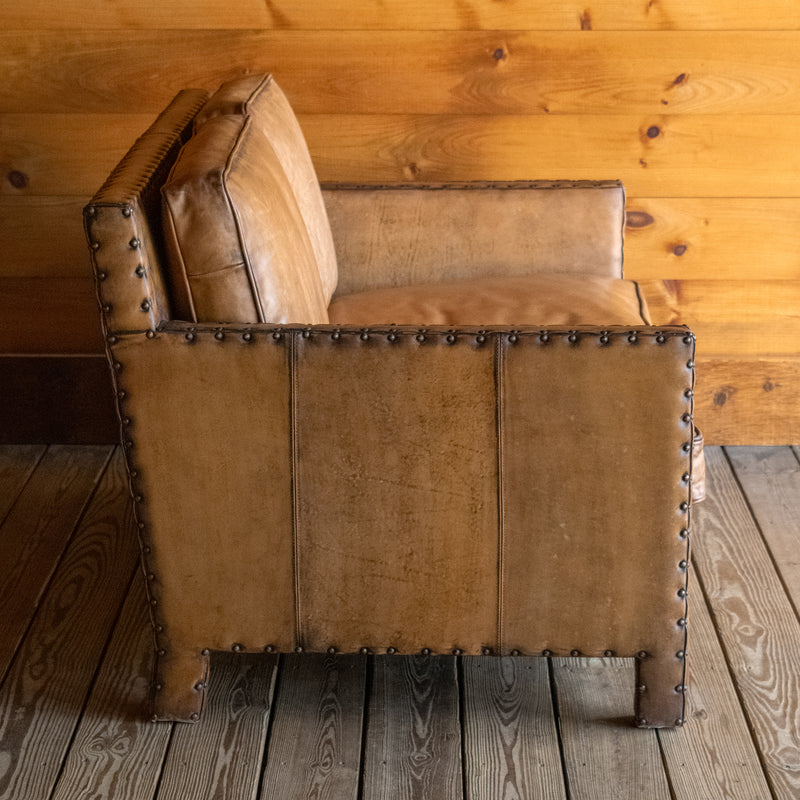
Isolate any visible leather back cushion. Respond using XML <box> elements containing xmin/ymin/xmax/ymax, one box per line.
<box><xmin>195</xmin><ymin>74</ymin><xmax>338</xmax><ymax>304</ymax></box>
<box><xmin>162</xmin><ymin>113</ymin><xmax>329</xmax><ymax>324</ymax></box>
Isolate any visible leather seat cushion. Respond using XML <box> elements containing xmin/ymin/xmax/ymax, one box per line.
<box><xmin>162</xmin><ymin>113</ymin><xmax>329</xmax><ymax>325</ymax></box>
<box><xmin>328</xmin><ymin>273</ymin><xmax>650</xmax><ymax>327</ymax></box>
<box><xmin>194</xmin><ymin>74</ymin><xmax>338</xmax><ymax>303</ymax></box>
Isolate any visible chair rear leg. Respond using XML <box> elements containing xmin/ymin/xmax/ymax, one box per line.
<box><xmin>151</xmin><ymin>647</ymin><xmax>210</xmax><ymax>722</ymax></box>
<box><xmin>634</xmin><ymin>651</ymin><xmax>687</xmax><ymax>728</ymax></box>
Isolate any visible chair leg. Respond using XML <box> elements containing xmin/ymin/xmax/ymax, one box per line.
<box><xmin>634</xmin><ymin>652</ymin><xmax>687</xmax><ymax>728</ymax></box>
<box><xmin>151</xmin><ymin>647</ymin><xmax>210</xmax><ymax>723</ymax></box>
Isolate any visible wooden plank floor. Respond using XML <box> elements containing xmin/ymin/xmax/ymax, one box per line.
<box><xmin>1</xmin><ymin>445</ymin><xmax>798</xmax><ymax>799</ymax></box>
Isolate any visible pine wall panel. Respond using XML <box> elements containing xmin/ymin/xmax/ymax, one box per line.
<box><xmin>1</xmin><ymin>1</ymin><xmax>798</xmax><ymax>443</ymax></box>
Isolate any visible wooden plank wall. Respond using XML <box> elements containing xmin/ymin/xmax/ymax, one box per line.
<box><xmin>2</xmin><ymin>1</ymin><xmax>799</xmax><ymax>444</ymax></box>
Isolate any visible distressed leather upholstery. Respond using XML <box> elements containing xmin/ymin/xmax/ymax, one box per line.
<box><xmin>84</xmin><ymin>75</ymin><xmax>703</xmax><ymax>729</ymax></box>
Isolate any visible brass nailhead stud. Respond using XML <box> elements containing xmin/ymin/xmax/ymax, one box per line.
<box><xmin>242</xmin><ymin>332</ymin><xmax>253</xmax><ymax>342</ymax></box>
<box><xmin>675</xmin><ymin>684</ymin><xmax>686</xmax><ymax>693</ymax></box>
<box><xmin>682</xmin><ymin>413</ymin><xmax>692</xmax><ymax>423</ymax></box>
<box><xmin>295</xmin><ymin>645</ymin><xmax>304</xmax><ymax>653</ymax></box>
<box><xmin>97</xmin><ymin>271</ymin><xmax>107</xmax><ymax>281</ymax></box>
<box><xmin>272</xmin><ymin>331</ymin><xmax>282</xmax><ymax>340</ymax></box>
<box><xmin>678</xmin><ymin>588</ymin><xmax>688</xmax><ymax>598</ymax></box>
<box><xmin>416</xmin><ymin>333</ymin><xmax>426</xmax><ymax>342</ymax></box>
<box><xmin>185</xmin><ymin>332</ymin><xmax>195</xmax><ymax>342</ymax></box>
<box><xmin>387</xmin><ymin>647</ymin><xmax>397</xmax><ymax>654</ymax></box>
<box><xmin>113</xmin><ymin>361</ymin><xmax>122</xmax><ymax>371</ymax></box>
<box><xmin>638</xmin><ymin>684</ymin><xmax>647</xmax><ymax>693</ymax></box>
<box><xmin>570</xmin><ymin>649</ymin><xmax>580</xmax><ymax>657</ymax></box>
<box><xmin>452</xmin><ymin>648</ymin><xmax>463</xmax><ymax>655</ymax></box>
<box><xmin>676</xmin><ymin>718</ymin><xmax>685</xmax><ymax>726</ymax></box>
<box><xmin>677</xmin><ymin>618</ymin><xmax>688</xmax><ymax>627</ymax></box>
<box><xmin>91</xmin><ymin>241</ymin><xmax>101</xmax><ymax>251</ymax></box>
<box><xmin>151</xmin><ymin>714</ymin><xmax>160</xmax><ymax>723</ymax></box>
<box><xmin>637</xmin><ymin>651</ymin><xmax>649</xmax><ymax>659</ymax></box>
<box><xmin>656</xmin><ymin>334</ymin><xmax>666</xmax><ymax>343</ymax></box>
<box><xmin>201</xmin><ymin>648</ymin><xmax>210</xmax><ymax>655</ymax></box>
<box><xmin>327</xmin><ymin>646</ymin><xmax>337</xmax><ymax>654</ymax></box>
<box><xmin>676</xmin><ymin>650</ymin><xmax>686</xmax><ymax>659</ymax></box>
<box><xmin>125</xmin><ymin>440</ymin><xmax>134</xmax><ymax>449</ymax></box>
<box><xmin>195</xmin><ymin>682</ymin><xmax>205</xmax><ymax>691</ymax></box>
<box><xmin>155</xmin><ymin>683</ymin><xmax>163</xmax><ymax>691</ymax></box>
<box><xmin>680</xmin><ymin>501</ymin><xmax>689</xmax><ymax>512</ymax></box>
<box><xmin>264</xmin><ymin>645</ymin><xmax>275</xmax><ymax>653</ymax></box>
<box><xmin>332</xmin><ymin>330</ymin><xmax>341</xmax><ymax>340</ymax></box>
<box><xmin>156</xmin><ymin>625</ymin><xmax>163</xmax><ymax>632</ymax></box>
<box><xmin>682</xmin><ymin>472</ymin><xmax>691</xmax><ymax>482</ymax></box>
<box><xmin>190</xmin><ymin>713</ymin><xmax>199</xmax><ymax>721</ymax></box>
<box><xmin>214</xmin><ymin>331</ymin><xmax>224</xmax><ymax>341</ymax></box>
<box><xmin>684</xmin><ymin>335</ymin><xmax>694</xmax><ymax>344</ymax></box>
<box><xmin>541</xmin><ymin>649</ymin><xmax>552</xmax><ymax>657</ymax></box>
<box><xmin>122</xmin><ymin>206</ymin><xmax>132</xmax><ymax>217</ymax></box>
<box><xmin>540</xmin><ymin>332</ymin><xmax>550</xmax><ymax>343</ymax></box>
<box><xmin>603</xmin><ymin>650</ymin><xmax>614</xmax><ymax>657</ymax></box>
<box><xmin>108</xmin><ymin>335</ymin><xmax>118</xmax><ymax>345</ymax></box>
<box><xmin>387</xmin><ymin>332</ymin><xmax>397</xmax><ymax>342</ymax></box>
<box><xmin>510</xmin><ymin>649</ymin><xmax>521</xmax><ymax>656</ymax></box>
<box><xmin>628</xmin><ymin>332</ymin><xmax>638</xmax><ymax>343</ymax></box>
<box><xmin>143</xmin><ymin>546</ymin><xmax>151</xmax><ymax>554</ymax></box>
<box><xmin>481</xmin><ymin>647</ymin><xmax>492</xmax><ymax>656</ymax></box>
<box><xmin>421</xmin><ymin>647</ymin><xmax>431</xmax><ymax>655</ymax></box>
<box><xmin>638</xmin><ymin>718</ymin><xmax>647</xmax><ymax>726</ymax></box>
<box><xmin>135</xmin><ymin>265</ymin><xmax>145</xmax><ymax>277</ymax></box>
<box><xmin>568</xmin><ymin>332</ymin><xmax>578</xmax><ymax>343</ymax></box>
<box><xmin>679</xmin><ymin>560</ymin><xmax>688</xmax><ymax>570</ymax></box>
<box><xmin>508</xmin><ymin>333</ymin><xmax>518</xmax><ymax>343</ymax></box>
<box><xmin>102</xmin><ymin>303</ymin><xmax>112</xmax><ymax>313</ymax></box>
<box><xmin>446</xmin><ymin>334</ymin><xmax>456</xmax><ymax>344</ymax></box>
<box><xmin>158</xmin><ymin>649</ymin><xmax>166</xmax><ymax>656</ymax></box>
<box><xmin>476</xmin><ymin>335</ymin><xmax>486</xmax><ymax>343</ymax></box>
<box><xmin>685</xmin><ymin>389</ymin><xmax>694</xmax><ymax>398</ymax></box>
<box><xmin>360</xmin><ymin>647</ymin><xmax>369</xmax><ymax>654</ymax></box>
<box><xmin>147</xmin><ymin>573</ymin><xmax>154</xmax><ymax>581</ymax></box>
<box><xmin>682</xmin><ymin>442</ymin><xmax>692</xmax><ymax>452</ymax></box>
<box><xmin>232</xmin><ymin>643</ymin><xmax>243</xmax><ymax>652</ymax></box>
<box><xmin>687</xmin><ymin>360</ymin><xmax>695</xmax><ymax>369</ymax></box>
<box><xmin>140</xmin><ymin>299</ymin><xmax>151</xmax><ymax>312</ymax></box>
<box><xmin>145</xmin><ymin>329</ymin><xmax>155</xmax><ymax>339</ymax></box>
<box><xmin>87</xmin><ymin>206</ymin><xmax>96</xmax><ymax>216</ymax></box>
<box><xmin>599</xmin><ymin>334</ymin><xmax>609</xmax><ymax>345</ymax></box>
<box><xmin>129</xmin><ymin>238</ymin><xmax>140</xmax><ymax>249</ymax></box>
<box><xmin>302</xmin><ymin>329</ymin><xmax>311</xmax><ymax>339</ymax></box>
<box><xmin>360</xmin><ymin>331</ymin><xmax>370</xmax><ymax>341</ymax></box>
<box><xmin>679</xmin><ymin>528</ymin><xmax>690</xmax><ymax>539</ymax></box>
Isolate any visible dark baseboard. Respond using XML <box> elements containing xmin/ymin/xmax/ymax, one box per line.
<box><xmin>0</xmin><ymin>355</ymin><xmax>118</xmax><ymax>444</ymax></box>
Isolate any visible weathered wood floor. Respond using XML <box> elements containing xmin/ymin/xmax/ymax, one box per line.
<box><xmin>1</xmin><ymin>444</ymin><xmax>799</xmax><ymax>799</ymax></box>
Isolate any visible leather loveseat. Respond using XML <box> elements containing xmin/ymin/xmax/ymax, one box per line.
<box><xmin>84</xmin><ymin>74</ymin><xmax>704</xmax><ymax>728</ymax></box>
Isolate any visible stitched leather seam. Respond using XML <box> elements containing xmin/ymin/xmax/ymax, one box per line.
<box><xmin>495</xmin><ymin>334</ymin><xmax>505</xmax><ymax>652</ymax></box>
<box><xmin>289</xmin><ymin>331</ymin><xmax>302</xmax><ymax>647</ymax></box>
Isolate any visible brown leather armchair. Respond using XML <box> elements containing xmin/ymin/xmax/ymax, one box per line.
<box><xmin>84</xmin><ymin>75</ymin><xmax>703</xmax><ymax>728</ymax></box>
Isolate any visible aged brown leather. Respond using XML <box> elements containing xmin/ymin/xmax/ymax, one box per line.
<box><xmin>329</xmin><ymin>273</ymin><xmax>649</xmax><ymax>326</ymax></box>
<box><xmin>85</xmin><ymin>75</ymin><xmax>702</xmax><ymax>730</ymax></box>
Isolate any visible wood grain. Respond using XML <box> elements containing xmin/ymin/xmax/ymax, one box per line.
<box><xmin>692</xmin><ymin>447</ymin><xmax>800</xmax><ymax>798</ymax></box>
<box><xmin>260</xmin><ymin>653</ymin><xmax>366</xmax><ymax>800</ymax></box>
<box><xmin>363</xmin><ymin>655</ymin><xmax>462</xmax><ymax>800</ymax></box>
<box><xmin>50</xmin><ymin>575</ymin><xmax>170</xmax><ymax>800</ymax></box>
<box><xmin>657</xmin><ymin>578</ymin><xmax>773</xmax><ymax>798</ymax></box>
<box><xmin>5</xmin><ymin>0</ymin><xmax>798</xmax><ymax>30</ymax></box>
<box><xmin>0</xmin><ymin>278</ymin><xmax>104</xmax><ymax>354</ymax></box>
<box><xmin>625</xmin><ymin>198</ymin><xmax>800</xmax><ymax>281</ymax></box>
<box><xmin>693</xmin><ymin>357</ymin><xmax>800</xmax><ymax>446</ymax></box>
<box><xmin>0</xmin><ymin>444</ymin><xmax>112</xmax><ymax>678</ymax></box>
<box><xmin>158</xmin><ymin>652</ymin><xmax>278</xmax><ymax>800</ymax></box>
<box><xmin>461</xmin><ymin>657</ymin><xmax>565</xmax><ymax>800</ymax></box>
<box><xmin>726</xmin><ymin>447</ymin><xmax>800</xmax><ymax>607</ymax></box>
<box><xmin>0</xmin><ymin>197</ymin><xmax>88</xmax><ymax>277</ymax></box>
<box><xmin>0</xmin><ymin>448</ymin><xmax>138</xmax><ymax>800</ymax></box>
<box><xmin>551</xmin><ymin>658</ymin><xmax>670</xmax><ymax>799</ymax></box>
<box><xmin>0</xmin><ymin>445</ymin><xmax>44</xmax><ymax>522</ymax></box>
<box><xmin>639</xmin><ymin>279</ymin><xmax>800</xmax><ymax>356</ymax></box>
<box><xmin>9</xmin><ymin>112</ymin><xmax>800</xmax><ymax>198</ymax></box>
<box><xmin>6</xmin><ymin>31</ymin><xmax>800</xmax><ymax>116</ymax></box>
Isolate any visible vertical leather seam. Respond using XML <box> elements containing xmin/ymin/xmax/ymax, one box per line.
<box><xmin>633</xmin><ymin>280</ymin><xmax>650</xmax><ymax>325</ymax></box>
<box><xmin>289</xmin><ymin>330</ymin><xmax>302</xmax><ymax>647</ymax></box>
<box><xmin>495</xmin><ymin>334</ymin><xmax>505</xmax><ymax>653</ymax></box>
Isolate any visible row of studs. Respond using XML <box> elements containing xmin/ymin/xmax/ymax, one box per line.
<box><xmin>147</xmin><ymin>328</ymin><xmax>696</xmax><ymax>347</ymax></box>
